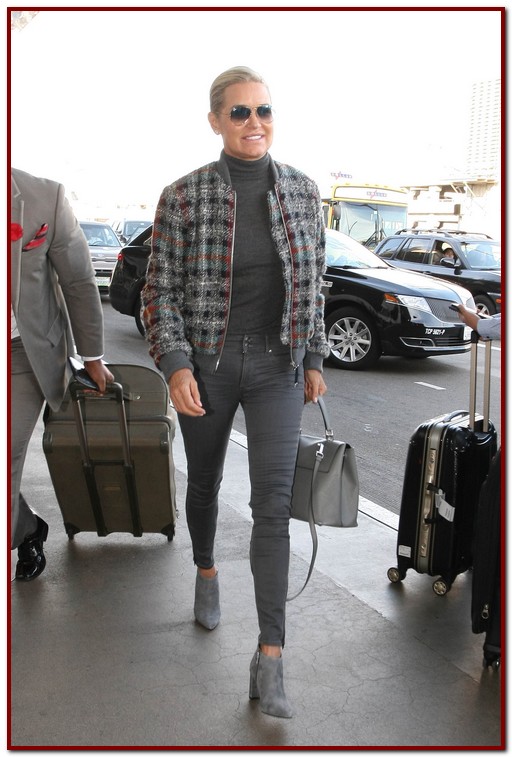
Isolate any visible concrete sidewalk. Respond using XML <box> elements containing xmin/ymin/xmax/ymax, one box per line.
<box><xmin>10</xmin><ymin>415</ymin><xmax>503</xmax><ymax>748</ymax></box>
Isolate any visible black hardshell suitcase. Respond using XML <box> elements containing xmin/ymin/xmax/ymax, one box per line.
<box><xmin>43</xmin><ymin>364</ymin><xmax>177</xmax><ymax>541</ymax></box>
<box><xmin>471</xmin><ymin>447</ymin><xmax>502</xmax><ymax>668</ymax></box>
<box><xmin>387</xmin><ymin>334</ymin><xmax>497</xmax><ymax>595</ymax></box>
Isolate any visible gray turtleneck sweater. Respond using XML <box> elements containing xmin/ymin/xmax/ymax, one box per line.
<box><xmin>224</xmin><ymin>152</ymin><xmax>285</xmax><ymax>337</ymax></box>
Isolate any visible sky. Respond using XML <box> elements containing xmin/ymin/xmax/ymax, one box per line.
<box><xmin>9</xmin><ymin>5</ymin><xmax>503</xmax><ymax>219</ymax></box>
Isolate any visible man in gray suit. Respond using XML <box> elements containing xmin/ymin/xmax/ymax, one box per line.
<box><xmin>11</xmin><ymin>168</ymin><xmax>114</xmax><ymax>580</ymax></box>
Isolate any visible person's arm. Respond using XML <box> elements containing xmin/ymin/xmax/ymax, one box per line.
<box><xmin>47</xmin><ymin>183</ymin><xmax>105</xmax><ymax>360</ymax></box>
<box><xmin>456</xmin><ymin>304</ymin><xmax>501</xmax><ymax>341</ymax></box>
<box><xmin>456</xmin><ymin>303</ymin><xmax>481</xmax><ymax>331</ymax></box>
<box><xmin>303</xmin><ymin>188</ymin><xmax>329</xmax><ymax>404</ymax></box>
<box><xmin>142</xmin><ymin>186</ymin><xmax>204</xmax><ymax>416</ymax></box>
<box><xmin>141</xmin><ymin>185</ymin><xmax>192</xmax><ymax>368</ymax></box>
<box><xmin>304</xmin><ymin>186</ymin><xmax>330</xmax><ymax>370</ymax></box>
<box><xmin>477</xmin><ymin>313</ymin><xmax>501</xmax><ymax>340</ymax></box>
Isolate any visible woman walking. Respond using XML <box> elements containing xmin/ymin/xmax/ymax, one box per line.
<box><xmin>142</xmin><ymin>66</ymin><xmax>329</xmax><ymax>718</ymax></box>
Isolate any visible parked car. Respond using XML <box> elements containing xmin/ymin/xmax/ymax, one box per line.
<box><xmin>109</xmin><ymin>225</ymin><xmax>153</xmax><ymax>334</ymax></box>
<box><xmin>322</xmin><ymin>229</ymin><xmax>474</xmax><ymax>369</ymax></box>
<box><xmin>111</xmin><ymin>219</ymin><xmax>152</xmax><ymax>244</ymax></box>
<box><xmin>79</xmin><ymin>221</ymin><xmax>122</xmax><ymax>292</ymax></box>
<box><xmin>110</xmin><ymin>226</ymin><xmax>475</xmax><ymax>370</ymax></box>
<box><xmin>374</xmin><ymin>229</ymin><xmax>501</xmax><ymax>315</ymax></box>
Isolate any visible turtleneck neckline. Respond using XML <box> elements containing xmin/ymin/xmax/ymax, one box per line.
<box><xmin>223</xmin><ymin>151</ymin><xmax>270</xmax><ymax>176</ymax></box>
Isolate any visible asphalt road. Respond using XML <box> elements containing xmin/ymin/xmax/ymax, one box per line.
<box><xmin>102</xmin><ymin>298</ymin><xmax>502</xmax><ymax>517</ymax></box>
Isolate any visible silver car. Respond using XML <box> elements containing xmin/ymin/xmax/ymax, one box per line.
<box><xmin>80</xmin><ymin>221</ymin><xmax>122</xmax><ymax>292</ymax></box>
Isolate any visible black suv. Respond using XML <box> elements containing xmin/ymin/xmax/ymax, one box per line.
<box><xmin>374</xmin><ymin>229</ymin><xmax>501</xmax><ymax>315</ymax></box>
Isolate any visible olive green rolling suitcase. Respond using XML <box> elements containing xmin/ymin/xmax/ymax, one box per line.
<box><xmin>43</xmin><ymin>364</ymin><xmax>177</xmax><ymax>541</ymax></box>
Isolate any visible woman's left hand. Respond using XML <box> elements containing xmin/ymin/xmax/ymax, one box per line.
<box><xmin>304</xmin><ymin>369</ymin><xmax>327</xmax><ymax>404</ymax></box>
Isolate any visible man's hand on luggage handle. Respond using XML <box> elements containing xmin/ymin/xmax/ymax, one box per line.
<box><xmin>83</xmin><ymin>360</ymin><xmax>115</xmax><ymax>393</ymax></box>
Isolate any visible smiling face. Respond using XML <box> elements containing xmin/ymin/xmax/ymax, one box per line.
<box><xmin>208</xmin><ymin>81</ymin><xmax>273</xmax><ymax>161</ymax></box>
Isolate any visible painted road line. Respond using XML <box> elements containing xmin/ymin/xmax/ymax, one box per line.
<box><xmin>415</xmin><ymin>381</ymin><xmax>446</xmax><ymax>390</ymax></box>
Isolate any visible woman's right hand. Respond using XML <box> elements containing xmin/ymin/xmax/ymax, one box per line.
<box><xmin>169</xmin><ymin>368</ymin><xmax>206</xmax><ymax>416</ymax></box>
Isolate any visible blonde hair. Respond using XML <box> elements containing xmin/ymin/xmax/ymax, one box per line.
<box><xmin>209</xmin><ymin>66</ymin><xmax>269</xmax><ymax>113</ymax></box>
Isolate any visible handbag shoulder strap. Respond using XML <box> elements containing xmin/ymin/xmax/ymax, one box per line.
<box><xmin>286</xmin><ymin>440</ymin><xmax>323</xmax><ymax>601</ymax></box>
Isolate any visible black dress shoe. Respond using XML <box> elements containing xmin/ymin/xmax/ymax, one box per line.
<box><xmin>15</xmin><ymin>515</ymin><xmax>49</xmax><ymax>581</ymax></box>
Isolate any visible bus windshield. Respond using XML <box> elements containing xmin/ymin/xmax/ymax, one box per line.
<box><xmin>331</xmin><ymin>201</ymin><xmax>408</xmax><ymax>250</ymax></box>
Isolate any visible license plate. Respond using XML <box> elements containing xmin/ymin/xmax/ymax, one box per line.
<box><xmin>96</xmin><ymin>276</ymin><xmax>110</xmax><ymax>288</ymax></box>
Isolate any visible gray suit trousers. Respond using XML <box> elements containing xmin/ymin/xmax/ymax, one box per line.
<box><xmin>11</xmin><ymin>338</ymin><xmax>45</xmax><ymax>548</ymax></box>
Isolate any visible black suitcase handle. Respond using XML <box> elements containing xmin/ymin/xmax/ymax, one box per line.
<box><xmin>469</xmin><ymin>331</ymin><xmax>492</xmax><ymax>432</ymax></box>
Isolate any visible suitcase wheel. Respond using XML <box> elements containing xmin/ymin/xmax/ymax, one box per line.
<box><xmin>483</xmin><ymin>644</ymin><xmax>501</xmax><ymax>670</ymax></box>
<box><xmin>483</xmin><ymin>655</ymin><xmax>500</xmax><ymax>670</ymax></box>
<box><xmin>64</xmin><ymin>523</ymin><xmax>80</xmax><ymax>540</ymax></box>
<box><xmin>387</xmin><ymin>567</ymin><xmax>404</xmax><ymax>584</ymax></box>
<box><xmin>432</xmin><ymin>578</ymin><xmax>450</xmax><ymax>596</ymax></box>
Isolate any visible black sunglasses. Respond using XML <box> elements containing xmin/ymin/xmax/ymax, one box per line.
<box><xmin>223</xmin><ymin>104</ymin><xmax>274</xmax><ymax>124</ymax></box>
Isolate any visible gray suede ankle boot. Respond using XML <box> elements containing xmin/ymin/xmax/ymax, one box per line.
<box><xmin>194</xmin><ymin>570</ymin><xmax>220</xmax><ymax>630</ymax></box>
<box><xmin>249</xmin><ymin>649</ymin><xmax>293</xmax><ymax>718</ymax></box>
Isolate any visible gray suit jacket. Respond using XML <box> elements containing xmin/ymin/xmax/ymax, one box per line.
<box><xmin>11</xmin><ymin>168</ymin><xmax>105</xmax><ymax>410</ymax></box>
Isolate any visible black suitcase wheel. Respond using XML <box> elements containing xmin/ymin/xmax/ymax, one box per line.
<box><xmin>387</xmin><ymin>567</ymin><xmax>403</xmax><ymax>583</ymax></box>
<box><xmin>483</xmin><ymin>643</ymin><xmax>501</xmax><ymax>670</ymax></box>
<box><xmin>483</xmin><ymin>655</ymin><xmax>500</xmax><ymax>670</ymax></box>
<box><xmin>432</xmin><ymin>578</ymin><xmax>450</xmax><ymax>596</ymax></box>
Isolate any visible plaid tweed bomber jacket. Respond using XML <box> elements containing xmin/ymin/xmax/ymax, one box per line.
<box><xmin>142</xmin><ymin>153</ymin><xmax>330</xmax><ymax>377</ymax></box>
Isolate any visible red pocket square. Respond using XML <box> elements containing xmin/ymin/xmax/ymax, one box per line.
<box><xmin>23</xmin><ymin>223</ymin><xmax>49</xmax><ymax>250</ymax></box>
<box><xmin>11</xmin><ymin>223</ymin><xmax>23</xmax><ymax>241</ymax></box>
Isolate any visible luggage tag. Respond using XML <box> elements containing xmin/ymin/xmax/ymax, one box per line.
<box><xmin>435</xmin><ymin>489</ymin><xmax>455</xmax><ymax>522</ymax></box>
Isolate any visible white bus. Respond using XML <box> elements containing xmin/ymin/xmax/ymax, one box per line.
<box><xmin>324</xmin><ymin>182</ymin><xmax>408</xmax><ymax>249</ymax></box>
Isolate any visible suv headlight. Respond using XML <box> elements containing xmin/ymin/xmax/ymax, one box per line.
<box><xmin>385</xmin><ymin>293</ymin><xmax>433</xmax><ymax>314</ymax></box>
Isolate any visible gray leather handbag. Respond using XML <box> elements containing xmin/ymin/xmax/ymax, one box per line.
<box><xmin>288</xmin><ymin>396</ymin><xmax>359</xmax><ymax>599</ymax></box>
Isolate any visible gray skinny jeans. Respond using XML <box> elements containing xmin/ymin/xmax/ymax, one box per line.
<box><xmin>178</xmin><ymin>333</ymin><xmax>305</xmax><ymax>647</ymax></box>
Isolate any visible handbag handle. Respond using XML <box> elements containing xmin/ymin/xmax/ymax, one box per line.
<box><xmin>317</xmin><ymin>396</ymin><xmax>334</xmax><ymax>441</ymax></box>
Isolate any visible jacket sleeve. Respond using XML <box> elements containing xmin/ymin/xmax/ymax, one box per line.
<box><xmin>304</xmin><ymin>187</ymin><xmax>330</xmax><ymax>370</ymax></box>
<box><xmin>477</xmin><ymin>313</ymin><xmax>501</xmax><ymax>340</ymax></box>
<box><xmin>48</xmin><ymin>183</ymin><xmax>105</xmax><ymax>359</ymax></box>
<box><xmin>141</xmin><ymin>185</ymin><xmax>195</xmax><ymax>377</ymax></box>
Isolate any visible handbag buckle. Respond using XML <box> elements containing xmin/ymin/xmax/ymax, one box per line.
<box><xmin>316</xmin><ymin>442</ymin><xmax>325</xmax><ymax>460</ymax></box>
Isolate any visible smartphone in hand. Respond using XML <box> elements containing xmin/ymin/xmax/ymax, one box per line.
<box><xmin>68</xmin><ymin>356</ymin><xmax>100</xmax><ymax>391</ymax></box>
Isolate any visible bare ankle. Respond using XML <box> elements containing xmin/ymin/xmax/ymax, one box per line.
<box><xmin>198</xmin><ymin>565</ymin><xmax>217</xmax><ymax>579</ymax></box>
<box><xmin>260</xmin><ymin>644</ymin><xmax>282</xmax><ymax>658</ymax></box>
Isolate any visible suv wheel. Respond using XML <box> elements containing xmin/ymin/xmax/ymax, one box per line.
<box><xmin>325</xmin><ymin>306</ymin><xmax>381</xmax><ymax>370</ymax></box>
<box><xmin>474</xmin><ymin>295</ymin><xmax>496</xmax><ymax>316</ymax></box>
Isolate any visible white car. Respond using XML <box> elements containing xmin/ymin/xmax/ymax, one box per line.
<box><xmin>80</xmin><ymin>221</ymin><xmax>122</xmax><ymax>292</ymax></box>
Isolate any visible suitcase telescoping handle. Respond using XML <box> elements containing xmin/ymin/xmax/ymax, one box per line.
<box><xmin>469</xmin><ymin>330</ymin><xmax>491</xmax><ymax>432</ymax></box>
<box><xmin>69</xmin><ymin>381</ymin><xmax>131</xmax><ymax>466</ymax></box>
<box><xmin>68</xmin><ymin>380</ymin><xmax>143</xmax><ymax>537</ymax></box>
